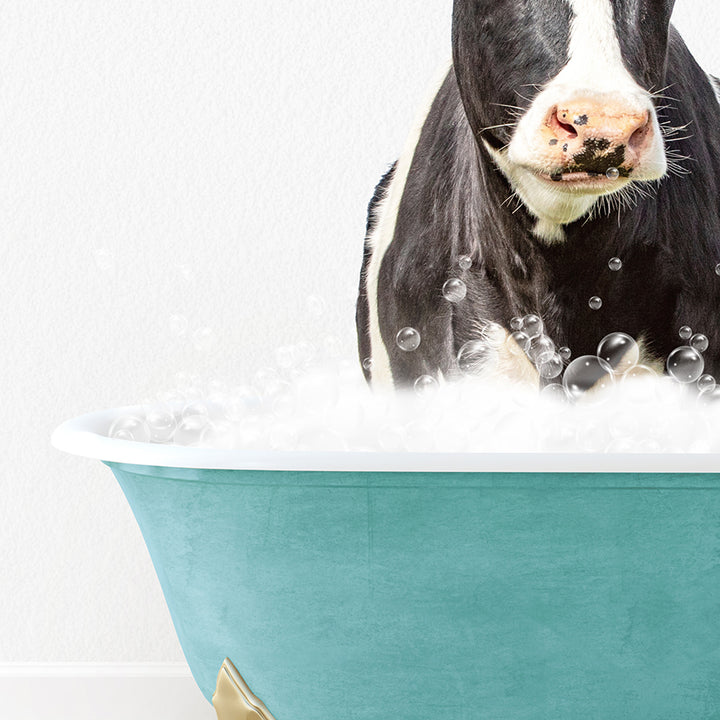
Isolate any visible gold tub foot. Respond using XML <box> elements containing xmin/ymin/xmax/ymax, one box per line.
<box><xmin>212</xmin><ymin>658</ymin><xmax>277</xmax><ymax>720</ymax></box>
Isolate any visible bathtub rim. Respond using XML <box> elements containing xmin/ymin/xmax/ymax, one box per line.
<box><xmin>51</xmin><ymin>405</ymin><xmax>720</xmax><ymax>473</ymax></box>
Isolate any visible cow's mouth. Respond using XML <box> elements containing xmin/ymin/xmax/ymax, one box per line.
<box><xmin>535</xmin><ymin>169</ymin><xmax>628</xmax><ymax>189</ymax></box>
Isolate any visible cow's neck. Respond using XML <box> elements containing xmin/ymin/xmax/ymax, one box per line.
<box><xmin>468</xmin><ymin>135</ymin><xmax>656</xmax><ymax>325</ymax></box>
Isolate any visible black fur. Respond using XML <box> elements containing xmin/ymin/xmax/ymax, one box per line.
<box><xmin>357</xmin><ymin>4</ymin><xmax>720</xmax><ymax>388</ymax></box>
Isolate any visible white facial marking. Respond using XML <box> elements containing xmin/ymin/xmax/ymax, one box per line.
<box><xmin>562</xmin><ymin>0</ymin><xmax>641</xmax><ymax>95</ymax></box>
<box><xmin>496</xmin><ymin>0</ymin><xmax>667</xmax><ymax>235</ymax></box>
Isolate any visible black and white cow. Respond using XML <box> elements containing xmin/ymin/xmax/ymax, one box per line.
<box><xmin>356</xmin><ymin>0</ymin><xmax>720</xmax><ymax>390</ymax></box>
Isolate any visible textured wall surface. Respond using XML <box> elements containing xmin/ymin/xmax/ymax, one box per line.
<box><xmin>1</xmin><ymin>1</ymin><xmax>718</xmax><ymax>663</ymax></box>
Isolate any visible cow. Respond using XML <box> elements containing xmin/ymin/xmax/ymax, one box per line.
<box><xmin>356</xmin><ymin>0</ymin><xmax>720</xmax><ymax>393</ymax></box>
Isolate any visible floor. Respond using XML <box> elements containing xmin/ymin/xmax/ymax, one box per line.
<box><xmin>0</xmin><ymin>672</ymin><xmax>216</xmax><ymax>720</ymax></box>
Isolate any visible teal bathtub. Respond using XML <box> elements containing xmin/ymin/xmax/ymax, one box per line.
<box><xmin>53</xmin><ymin>408</ymin><xmax>720</xmax><ymax>719</ymax></box>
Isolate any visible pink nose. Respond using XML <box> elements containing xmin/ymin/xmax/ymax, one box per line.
<box><xmin>543</xmin><ymin>98</ymin><xmax>653</xmax><ymax>172</ymax></box>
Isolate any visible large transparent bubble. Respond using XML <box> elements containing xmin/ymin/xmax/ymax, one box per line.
<box><xmin>457</xmin><ymin>340</ymin><xmax>497</xmax><ymax>375</ymax></box>
<box><xmin>396</xmin><ymin>327</ymin><xmax>421</xmax><ymax>352</ymax></box>
<box><xmin>562</xmin><ymin>355</ymin><xmax>615</xmax><ymax>400</ymax></box>
<box><xmin>667</xmin><ymin>346</ymin><xmax>705</xmax><ymax>384</ymax></box>
<box><xmin>596</xmin><ymin>332</ymin><xmax>639</xmax><ymax>374</ymax></box>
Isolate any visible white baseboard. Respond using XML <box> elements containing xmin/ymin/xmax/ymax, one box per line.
<box><xmin>0</xmin><ymin>664</ymin><xmax>216</xmax><ymax>720</ymax></box>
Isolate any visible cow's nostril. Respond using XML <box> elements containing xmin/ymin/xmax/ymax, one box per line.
<box><xmin>558</xmin><ymin>119</ymin><xmax>578</xmax><ymax>138</ymax></box>
<box><xmin>629</xmin><ymin>119</ymin><xmax>650</xmax><ymax>151</ymax></box>
<box><xmin>550</xmin><ymin>109</ymin><xmax>579</xmax><ymax>140</ymax></box>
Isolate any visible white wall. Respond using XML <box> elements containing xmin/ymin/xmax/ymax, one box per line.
<box><xmin>1</xmin><ymin>0</ymin><xmax>718</xmax><ymax>675</ymax></box>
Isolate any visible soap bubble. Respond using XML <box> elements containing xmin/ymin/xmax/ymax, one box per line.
<box><xmin>109</xmin><ymin>415</ymin><xmax>151</xmax><ymax>443</ymax></box>
<box><xmin>716</xmin><ymin>263</ymin><xmax>720</xmax><ymax>277</ymax></box>
<box><xmin>588</xmin><ymin>296</ymin><xmax>603</xmax><ymax>310</ymax></box>
<box><xmin>698</xmin><ymin>374</ymin><xmax>716</xmax><ymax>394</ymax></box>
<box><xmin>174</xmin><ymin>415</ymin><xmax>210</xmax><ymax>445</ymax></box>
<box><xmin>558</xmin><ymin>346</ymin><xmax>572</xmax><ymax>362</ymax></box>
<box><xmin>528</xmin><ymin>335</ymin><xmax>555</xmax><ymax>365</ymax></box>
<box><xmin>396</xmin><ymin>327</ymin><xmax>421</xmax><ymax>352</ymax></box>
<box><xmin>563</xmin><ymin>355</ymin><xmax>615</xmax><ymax>400</ymax></box>
<box><xmin>596</xmin><ymin>332</ymin><xmax>639</xmax><ymax>374</ymax></box>
<box><xmin>457</xmin><ymin>340</ymin><xmax>497</xmax><ymax>375</ymax></box>
<box><xmin>510</xmin><ymin>316</ymin><xmax>523</xmax><ymax>332</ymax></box>
<box><xmin>182</xmin><ymin>401</ymin><xmax>209</xmax><ymax>419</ymax></box>
<box><xmin>667</xmin><ymin>346</ymin><xmax>705</xmax><ymax>384</ymax></box>
<box><xmin>538</xmin><ymin>353</ymin><xmax>564</xmax><ymax>379</ymax></box>
<box><xmin>192</xmin><ymin>326</ymin><xmax>217</xmax><ymax>353</ymax></box>
<box><xmin>606</xmin><ymin>167</ymin><xmax>620</xmax><ymax>180</ymax></box>
<box><xmin>522</xmin><ymin>314</ymin><xmax>544</xmax><ymax>339</ymax></box>
<box><xmin>442</xmin><ymin>278</ymin><xmax>467</xmax><ymax>302</ymax></box>
<box><xmin>679</xmin><ymin>325</ymin><xmax>693</xmax><ymax>341</ymax></box>
<box><xmin>146</xmin><ymin>410</ymin><xmax>177</xmax><ymax>443</ymax></box>
<box><xmin>691</xmin><ymin>333</ymin><xmax>709</xmax><ymax>353</ymax></box>
<box><xmin>362</xmin><ymin>357</ymin><xmax>373</xmax><ymax>371</ymax></box>
<box><xmin>458</xmin><ymin>255</ymin><xmax>473</xmax><ymax>270</ymax></box>
<box><xmin>168</xmin><ymin>314</ymin><xmax>188</xmax><ymax>337</ymax></box>
<box><xmin>608</xmin><ymin>257</ymin><xmax>623</xmax><ymax>271</ymax></box>
<box><xmin>414</xmin><ymin>375</ymin><xmax>439</xmax><ymax>396</ymax></box>
<box><xmin>507</xmin><ymin>331</ymin><xmax>531</xmax><ymax>355</ymax></box>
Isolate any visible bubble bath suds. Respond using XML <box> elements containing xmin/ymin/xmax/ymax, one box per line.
<box><xmin>107</xmin><ymin>316</ymin><xmax>720</xmax><ymax>454</ymax></box>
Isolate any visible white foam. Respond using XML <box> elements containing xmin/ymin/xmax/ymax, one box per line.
<box><xmin>106</xmin><ymin>352</ymin><xmax>720</xmax><ymax>455</ymax></box>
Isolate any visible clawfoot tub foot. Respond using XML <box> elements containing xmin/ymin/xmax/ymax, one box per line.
<box><xmin>212</xmin><ymin>658</ymin><xmax>277</xmax><ymax>720</ymax></box>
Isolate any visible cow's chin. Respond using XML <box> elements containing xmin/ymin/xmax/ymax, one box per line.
<box><xmin>484</xmin><ymin>140</ymin><xmax>666</xmax><ymax>243</ymax></box>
